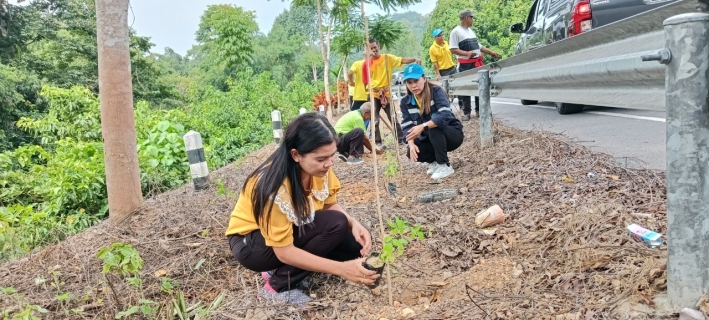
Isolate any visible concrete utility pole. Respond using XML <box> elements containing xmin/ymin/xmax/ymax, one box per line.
<box><xmin>96</xmin><ymin>0</ymin><xmax>143</xmax><ymax>223</ymax></box>
<box><xmin>664</xmin><ymin>11</ymin><xmax>709</xmax><ymax>309</ymax></box>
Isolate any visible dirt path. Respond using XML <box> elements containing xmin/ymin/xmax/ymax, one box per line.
<box><xmin>0</xmin><ymin>119</ymin><xmax>670</xmax><ymax>319</ymax></box>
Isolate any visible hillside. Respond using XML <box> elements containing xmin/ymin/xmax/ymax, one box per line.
<box><xmin>0</xmin><ymin>118</ymin><xmax>671</xmax><ymax>319</ymax></box>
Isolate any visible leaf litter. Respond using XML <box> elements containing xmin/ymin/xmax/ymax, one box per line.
<box><xmin>0</xmin><ymin>118</ymin><xmax>675</xmax><ymax>319</ymax></box>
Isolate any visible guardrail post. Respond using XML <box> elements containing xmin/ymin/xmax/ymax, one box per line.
<box><xmin>299</xmin><ymin>108</ymin><xmax>307</xmax><ymax>115</ymax></box>
<box><xmin>478</xmin><ymin>70</ymin><xmax>493</xmax><ymax>148</ymax></box>
<box><xmin>183</xmin><ymin>131</ymin><xmax>209</xmax><ymax>191</ymax></box>
<box><xmin>664</xmin><ymin>12</ymin><xmax>709</xmax><ymax>309</ymax></box>
<box><xmin>271</xmin><ymin>110</ymin><xmax>282</xmax><ymax>144</ymax></box>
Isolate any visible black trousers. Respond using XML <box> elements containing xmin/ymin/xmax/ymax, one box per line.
<box><xmin>351</xmin><ymin>100</ymin><xmax>367</xmax><ymax>111</ymax></box>
<box><xmin>440</xmin><ymin>66</ymin><xmax>457</xmax><ymax>77</ymax></box>
<box><xmin>228</xmin><ymin>210</ymin><xmax>362</xmax><ymax>292</ymax></box>
<box><xmin>406</xmin><ymin>126</ymin><xmax>464</xmax><ymax>165</ymax></box>
<box><xmin>458</xmin><ymin>63</ymin><xmax>480</xmax><ymax>115</ymax></box>
<box><xmin>337</xmin><ymin>128</ymin><xmax>365</xmax><ymax>157</ymax></box>
<box><xmin>373</xmin><ymin>97</ymin><xmax>404</xmax><ymax>144</ymax></box>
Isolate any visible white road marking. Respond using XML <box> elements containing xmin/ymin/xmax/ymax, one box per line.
<box><xmin>491</xmin><ymin>100</ymin><xmax>666</xmax><ymax>122</ymax></box>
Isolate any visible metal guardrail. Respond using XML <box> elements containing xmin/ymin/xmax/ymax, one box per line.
<box><xmin>445</xmin><ymin>0</ymin><xmax>697</xmax><ymax>111</ymax></box>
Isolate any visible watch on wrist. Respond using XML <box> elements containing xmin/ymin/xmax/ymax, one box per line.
<box><xmin>422</xmin><ymin>123</ymin><xmax>429</xmax><ymax>130</ymax></box>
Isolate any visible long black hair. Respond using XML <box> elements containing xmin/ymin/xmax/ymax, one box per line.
<box><xmin>243</xmin><ymin>113</ymin><xmax>337</xmax><ymax>231</ymax></box>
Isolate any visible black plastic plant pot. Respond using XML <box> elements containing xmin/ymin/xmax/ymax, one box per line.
<box><xmin>363</xmin><ymin>253</ymin><xmax>385</xmax><ymax>289</ymax></box>
<box><xmin>388</xmin><ymin>182</ymin><xmax>397</xmax><ymax>197</ymax></box>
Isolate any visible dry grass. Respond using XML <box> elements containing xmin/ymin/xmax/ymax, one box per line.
<box><xmin>0</xmin><ymin>118</ymin><xmax>673</xmax><ymax>319</ymax></box>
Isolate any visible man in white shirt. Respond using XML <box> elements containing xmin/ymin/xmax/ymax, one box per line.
<box><xmin>449</xmin><ymin>10</ymin><xmax>501</xmax><ymax>120</ymax></box>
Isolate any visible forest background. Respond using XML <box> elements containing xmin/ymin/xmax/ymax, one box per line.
<box><xmin>0</xmin><ymin>0</ymin><xmax>529</xmax><ymax>260</ymax></box>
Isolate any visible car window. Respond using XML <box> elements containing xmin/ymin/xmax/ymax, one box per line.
<box><xmin>535</xmin><ymin>0</ymin><xmax>550</xmax><ymax>23</ymax></box>
<box><xmin>525</xmin><ymin>0</ymin><xmax>538</xmax><ymax>30</ymax></box>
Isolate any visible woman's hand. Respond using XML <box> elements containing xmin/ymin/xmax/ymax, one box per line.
<box><xmin>351</xmin><ymin>221</ymin><xmax>372</xmax><ymax>256</ymax></box>
<box><xmin>339</xmin><ymin>258</ymin><xmax>379</xmax><ymax>286</ymax></box>
<box><xmin>408</xmin><ymin>142</ymin><xmax>419</xmax><ymax>162</ymax></box>
<box><xmin>406</xmin><ymin>125</ymin><xmax>424</xmax><ymax>142</ymax></box>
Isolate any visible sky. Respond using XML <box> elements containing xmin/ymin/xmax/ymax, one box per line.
<box><xmin>126</xmin><ymin>0</ymin><xmax>437</xmax><ymax>55</ymax></box>
<box><xmin>8</xmin><ymin>0</ymin><xmax>437</xmax><ymax>55</ymax></box>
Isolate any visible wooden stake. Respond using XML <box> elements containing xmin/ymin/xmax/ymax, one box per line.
<box><xmin>361</xmin><ymin>0</ymin><xmax>393</xmax><ymax>306</ymax></box>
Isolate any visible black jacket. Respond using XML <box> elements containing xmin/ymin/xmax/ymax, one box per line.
<box><xmin>400</xmin><ymin>85</ymin><xmax>463</xmax><ymax>143</ymax></box>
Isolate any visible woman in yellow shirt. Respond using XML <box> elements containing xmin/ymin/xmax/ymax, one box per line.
<box><xmin>225</xmin><ymin>113</ymin><xmax>378</xmax><ymax>305</ymax></box>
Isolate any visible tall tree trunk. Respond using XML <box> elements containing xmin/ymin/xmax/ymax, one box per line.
<box><xmin>325</xmin><ymin>16</ymin><xmax>335</xmax><ymax>119</ymax></box>
<box><xmin>316</xmin><ymin>0</ymin><xmax>332</xmax><ymax>120</ymax></box>
<box><xmin>335</xmin><ymin>62</ymin><xmax>344</xmax><ymax>115</ymax></box>
<box><xmin>342</xmin><ymin>54</ymin><xmax>349</xmax><ymax>110</ymax></box>
<box><xmin>96</xmin><ymin>0</ymin><xmax>143</xmax><ymax>223</ymax></box>
<box><xmin>312</xmin><ymin>64</ymin><xmax>318</xmax><ymax>82</ymax></box>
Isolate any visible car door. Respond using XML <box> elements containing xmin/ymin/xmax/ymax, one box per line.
<box><xmin>528</xmin><ymin>0</ymin><xmax>550</xmax><ymax>50</ymax></box>
<box><xmin>516</xmin><ymin>0</ymin><xmax>538</xmax><ymax>54</ymax></box>
<box><xmin>544</xmin><ymin>0</ymin><xmax>571</xmax><ymax>44</ymax></box>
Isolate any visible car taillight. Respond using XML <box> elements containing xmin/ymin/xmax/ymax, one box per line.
<box><xmin>568</xmin><ymin>0</ymin><xmax>592</xmax><ymax>37</ymax></box>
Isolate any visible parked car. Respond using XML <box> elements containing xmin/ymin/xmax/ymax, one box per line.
<box><xmin>509</xmin><ymin>0</ymin><xmax>675</xmax><ymax>114</ymax></box>
<box><xmin>392</xmin><ymin>71</ymin><xmax>403</xmax><ymax>85</ymax></box>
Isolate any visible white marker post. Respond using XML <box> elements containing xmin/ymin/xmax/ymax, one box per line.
<box><xmin>299</xmin><ymin>108</ymin><xmax>307</xmax><ymax>115</ymax></box>
<box><xmin>183</xmin><ymin>131</ymin><xmax>209</xmax><ymax>191</ymax></box>
<box><xmin>319</xmin><ymin>105</ymin><xmax>325</xmax><ymax>115</ymax></box>
<box><xmin>271</xmin><ymin>110</ymin><xmax>282</xmax><ymax>144</ymax></box>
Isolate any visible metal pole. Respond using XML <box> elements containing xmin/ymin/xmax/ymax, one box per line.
<box><xmin>478</xmin><ymin>70</ymin><xmax>493</xmax><ymax>148</ymax></box>
<box><xmin>299</xmin><ymin>108</ymin><xmax>307</xmax><ymax>115</ymax></box>
<box><xmin>184</xmin><ymin>131</ymin><xmax>209</xmax><ymax>191</ymax></box>
<box><xmin>96</xmin><ymin>0</ymin><xmax>143</xmax><ymax>222</ymax></box>
<box><xmin>271</xmin><ymin>110</ymin><xmax>282</xmax><ymax>144</ymax></box>
<box><xmin>664</xmin><ymin>11</ymin><xmax>709</xmax><ymax>309</ymax></box>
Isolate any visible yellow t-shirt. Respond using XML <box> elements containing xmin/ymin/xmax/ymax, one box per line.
<box><xmin>349</xmin><ymin>60</ymin><xmax>368</xmax><ymax>101</ymax></box>
<box><xmin>225</xmin><ymin>168</ymin><xmax>341</xmax><ymax>247</ymax></box>
<box><xmin>369</xmin><ymin>54</ymin><xmax>402</xmax><ymax>98</ymax></box>
<box><xmin>429</xmin><ymin>41</ymin><xmax>455</xmax><ymax>71</ymax></box>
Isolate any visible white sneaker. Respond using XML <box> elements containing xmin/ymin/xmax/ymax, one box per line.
<box><xmin>431</xmin><ymin>164</ymin><xmax>454</xmax><ymax>179</ymax></box>
<box><xmin>426</xmin><ymin>162</ymin><xmax>440</xmax><ymax>175</ymax></box>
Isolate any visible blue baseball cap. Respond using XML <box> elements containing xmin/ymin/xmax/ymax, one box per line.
<box><xmin>432</xmin><ymin>28</ymin><xmax>443</xmax><ymax>37</ymax></box>
<box><xmin>403</xmin><ymin>63</ymin><xmax>425</xmax><ymax>81</ymax></box>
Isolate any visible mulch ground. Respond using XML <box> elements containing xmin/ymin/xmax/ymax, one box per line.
<box><xmin>0</xmin><ymin>116</ymin><xmax>674</xmax><ymax>319</ymax></box>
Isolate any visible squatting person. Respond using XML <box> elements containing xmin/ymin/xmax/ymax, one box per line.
<box><xmin>225</xmin><ymin>113</ymin><xmax>379</xmax><ymax>306</ymax></box>
<box><xmin>400</xmin><ymin>63</ymin><xmax>464</xmax><ymax>180</ymax></box>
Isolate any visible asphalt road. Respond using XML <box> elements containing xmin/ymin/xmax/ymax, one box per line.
<box><xmin>452</xmin><ymin>97</ymin><xmax>667</xmax><ymax>171</ymax></box>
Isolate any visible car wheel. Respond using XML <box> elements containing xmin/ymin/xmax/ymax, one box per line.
<box><xmin>521</xmin><ymin>99</ymin><xmax>538</xmax><ymax>105</ymax></box>
<box><xmin>554</xmin><ymin>102</ymin><xmax>584</xmax><ymax>114</ymax></box>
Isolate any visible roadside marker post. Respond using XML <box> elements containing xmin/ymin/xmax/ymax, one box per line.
<box><xmin>271</xmin><ymin>110</ymin><xmax>282</xmax><ymax>144</ymax></box>
<box><xmin>183</xmin><ymin>131</ymin><xmax>209</xmax><ymax>191</ymax></box>
<box><xmin>478</xmin><ymin>70</ymin><xmax>493</xmax><ymax>148</ymax></box>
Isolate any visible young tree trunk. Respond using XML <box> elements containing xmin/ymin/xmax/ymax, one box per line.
<box><xmin>312</xmin><ymin>64</ymin><xmax>318</xmax><ymax>82</ymax></box>
<box><xmin>335</xmin><ymin>63</ymin><xmax>343</xmax><ymax>115</ymax></box>
<box><xmin>316</xmin><ymin>0</ymin><xmax>333</xmax><ymax>120</ymax></box>
<box><xmin>96</xmin><ymin>0</ymin><xmax>143</xmax><ymax>223</ymax></box>
<box><xmin>360</xmin><ymin>0</ymin><xmax>393</xmax><ymax>307</ymax></box>
<box><xmin>342</xmin><ymin>54</ymin><xmax>349</xmax><ymax>113</ymax></box>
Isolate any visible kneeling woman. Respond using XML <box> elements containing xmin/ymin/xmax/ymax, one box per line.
<box><xmin>225</xmin><ymin>113</ymin><xmax>378</xmax><ymax>305</ymax></box>
<box><xmin>400</xmin><ymin>64</ymin><xmax>464</xmax><ymax>179</ymax></box>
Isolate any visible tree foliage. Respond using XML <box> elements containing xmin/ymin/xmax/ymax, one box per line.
<box><xmin>196</xmin><ymin>5</ymin><xmax>259</xmax><ymax>69</ymax></box>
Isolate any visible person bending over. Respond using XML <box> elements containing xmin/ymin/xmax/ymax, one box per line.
<box><xmin>333</xmin><ymin>102</ymin><xmax>382</xmax><ymax>164</ymax></box>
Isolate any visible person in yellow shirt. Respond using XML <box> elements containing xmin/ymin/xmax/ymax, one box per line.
<box><xmin>225</xmin><ymin>113</ymin><xmax>378</xmax><ymax>305</ymax></box>
<box><xmin>365</xmin><ymin>38</ymin><xmax>421</xmax><ymax>146</ymax></box>
<box><xmin>429</xmin><ymin>29</ymin><xmax>457</xmax><ymax>81</ymax></box>
<box><xmin>347</xmin><ymin>54</ymin><xmax>369</xmax><ymax>111</ymax></box>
